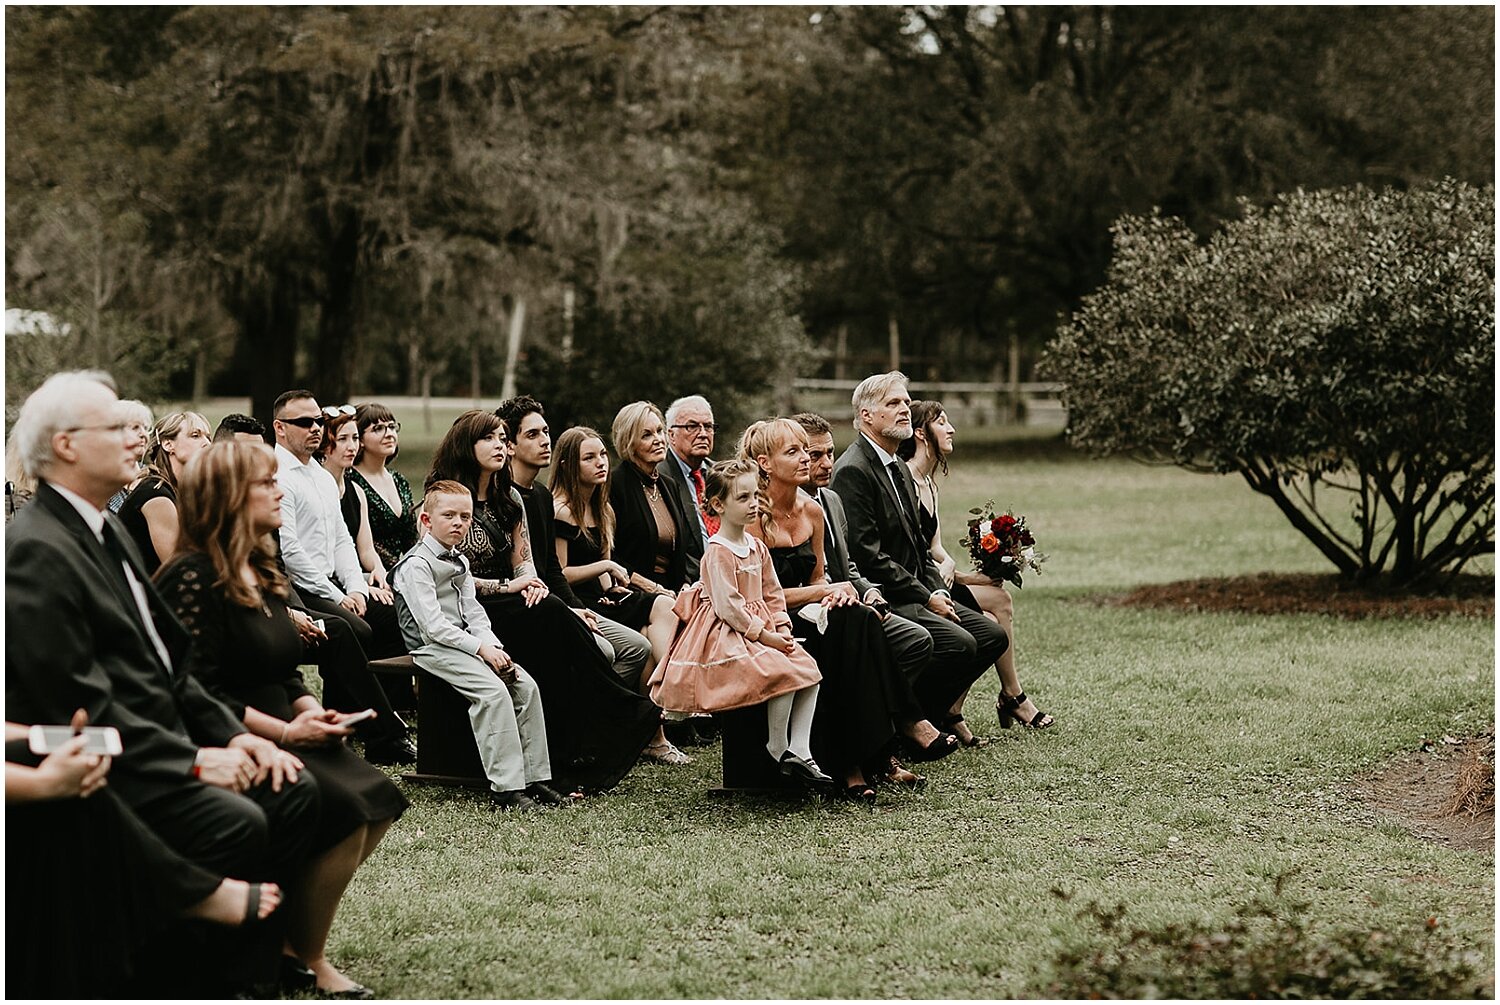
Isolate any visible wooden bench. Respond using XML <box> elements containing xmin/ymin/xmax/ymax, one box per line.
<box><xmin>368</xmin><ymin>656</ymin><xmax>487</xmax><ymax>788</ymax></box>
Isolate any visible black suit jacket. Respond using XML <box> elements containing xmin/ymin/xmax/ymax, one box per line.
<box><xmin>5</xmin><ymin>482</ymin><xmax>245</xmax><ymax>804</ymax></box>
<box><xmin>811</xmin><ymin>486</ymin><xmax>879</xmax><ymax>599</ymax></box>
<box><xmin>830</xmin><ymin>434</ymin><xmax>945</xmax><ymax>606</ymax></box>
<box><xmin>656</xmin><ymin>454</ymin><xmax>707</xmax><ymax>582</ymax></box>
<box><xmin>515</xmin><ymin>481</ymin><xmax>582</xmax><ymax>607</ymax></box>
<box><xmin>609</xmin><ymin>461</ymin><xmax>692</xmax><ymax>590</ymax></box>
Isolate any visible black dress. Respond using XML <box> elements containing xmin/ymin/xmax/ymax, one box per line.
<box><xmin>768</xmin><ymin>538</ymin><xmax>901</xmax><ymax>776</ymax></box>
<box><xmin>117</xmin><ymin>476</ymin><xmax>175</xmax><ymax>574</ymax></box>
<box><xmin>349</xmin><ymin>469</ymin><xmax>418</xmax><ymax>570</ymax></box>
<box><xmin>461</xmin><ymin>494</ymin><xmax>658</xmax><ymax>793</ymax></box>
<box><xmin>157</xmin><ymin>552</ymin><xmax>408</xmax><ymax>853</ymax></box>
<box><xmin>337</xmin><ymin>479</ymin><xmax>363</xmax><ymax>544</ymax></box>
<box><xmin>555</xmin><ymin>519</ymin><xmax>660</xmax><ymax>630</ymax></box>
<box><xmin>918</xmin><ymin>497</ymin><xmax>986</xmax><ymax>611</ymax></box>
<box><xmin>5</xmin><ymin>738</ymin><xmax>223</xmax><ymax>998</ymax></box>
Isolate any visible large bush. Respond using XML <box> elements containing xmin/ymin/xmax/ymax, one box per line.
<box><xmin>1043</xmin><ymin>180</ymin><xmax>1494</xmax><ymax>585</ymax></box>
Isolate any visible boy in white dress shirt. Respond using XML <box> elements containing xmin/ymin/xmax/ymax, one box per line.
<box><xmin>391</xmin><ymin>481</ymin><xmax>571</xmax><ymax>811</ymax></box>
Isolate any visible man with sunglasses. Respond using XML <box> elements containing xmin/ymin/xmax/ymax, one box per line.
<box><xmin>272</xmin><ymin>390</ymin><xmax>415</xmax><ymax>765</ymax></box>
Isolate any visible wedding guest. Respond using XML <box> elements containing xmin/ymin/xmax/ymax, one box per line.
<box><xmin>830</xmin><ymin>372</ymin><xmax>1008</xmax><ymax>728</ymax></box>
<box><xmin>317</xmin><ymin>405</ymin><xmax>391</xmax><ymax>591</ymax></box>
<box><xmin>271</xmin><ymin>389</ymin><xmax>414</xmax><ymax>765</ymax></box>
<box><xmin>158</xmin><ymin>441</ymin><xmax>406</xmax><ymax>997</ymax></box>
<box><xmin>899</xmin><ymin>400</ymin><xmax>1053</xmax><ymax>735</ymax></box>
<box><xmin>649</xmin><ymin>459</ymin><xmax>831</xmax><ymax>786</ymax></box>
<box><xmin>740</xmin><ymin>418</ymin><xmax>956</xmax><ymax>801</ymax></box>
<box><xmin>6</xmin><ymin>371</ymin><xmax>320</xmax><ymax>996</ymax></box>
<box><xmin>116</xmin><ymin>410</ymin><xmax>213</xmax><ymax>574</ymax></box>
<box><xmin>551</xmin><ymin>425</ymin><xmax>694</xmax><ymax>766</ymax></box>
<box><xmin>347</xmin><ymin>402</ymin><xmax>419</xmax><ymax>571</ymax></box>
<box><xmin>105</xmin><ymin>398</ymin><xmax>155</xmax><ymax>512</ymax></box>
<box><xmin>213</xmin><ymin>412</ymin><xmax>267</xmax><ymax>444</ymax></box>
<box><xmin>609</xmin><ymin>401</ymin><xmax>694</xmax><ymax>595</ymax></box>
<box><xmin>497</xmin><ymin>395</ymin><xmax>653</xmax><ymax>687</ymax></box>
<box><xmin>6</xmin><ymin>428</ymin><xmax>37</xmax><ymax>521</ymax></box>
<box><xmin>659</xmin><ymin>394</ymin><xmax>716</xmax><ymax>581</ymax></box>
<box><xmin>426</xmin><ymin>410</ymin><xmax>658</xmax><ymax>793</ymax></box>
<box><xmin>392</xmin><ymin>481</ymin><xmax>570</xmax><ymax>812</ymax></box>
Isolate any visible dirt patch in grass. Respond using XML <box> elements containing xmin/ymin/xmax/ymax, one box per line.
<box><xmin>1100</xmin><ymin>572</ymin><xmax>1494</xmax><ymax>620</ymax></box>
<box><xmin>1354</xmin><ymin>731</ymin><xmax>1494</xmax><ymax>854</ymax></box>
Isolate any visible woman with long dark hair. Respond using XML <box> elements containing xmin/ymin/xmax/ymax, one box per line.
<box><xmin>425</xmin><ymin>410</ymin><xmax>658</xmax><ymax>794</ymax></box>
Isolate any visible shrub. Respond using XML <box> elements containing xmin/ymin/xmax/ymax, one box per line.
<box><xmin>1042</xmin><ymin>180</ymin><xmax>1494</xmax><ymax>586</ymax></box>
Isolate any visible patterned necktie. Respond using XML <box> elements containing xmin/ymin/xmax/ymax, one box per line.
<box><xmin>690</xmin><ymin>466</ymin><xmax>719</xmax><ymax>536</ymax></box>
<box><xmin>886</xmin><ymin>460</ymin><xmax>916</xmax><ymax>520</ymax></box>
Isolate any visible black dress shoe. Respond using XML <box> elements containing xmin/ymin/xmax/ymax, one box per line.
<box><xmin>525</xmin><ymin>782</ymin><xmax>578</xmax><ymax>806</ymax></box>
<box><xmin>280</xmin><ymin>955</ymin><xmax>317</xmax><ymax>992</ymax></box>
<box><xmin>364</xmin><ymin>734</ymin><xmax>417</xmax><ymax>766</ymax></box>
<box><xmin>489</xmin><ymin>789</ymin><xmax>540</xmax><ymax>812</ymax></box>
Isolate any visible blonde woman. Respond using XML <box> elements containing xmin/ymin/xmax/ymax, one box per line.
<box><xmin>117</xmin><ymin>410</ymin><xmax>212</xmax><ymax>573</ymax></box>
<box><xmin>607</xmin><ymin>401</ymin><xmax>693</xmax><ymax>595</ymax></box>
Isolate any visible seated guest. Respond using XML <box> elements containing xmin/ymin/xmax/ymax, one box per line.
<box><xmin>740</xmin><ymin>419</ymin><xmax>956</xmax><ymax>802</ymax></box>
<box><xmin>318</xmin><ymin>405</ymin><xmax>392</xmax><ymax>591</ymax></box>
<box><xmin>271</xmin><ymin>389</ymin><xmax>415</xmax><ymax>765</ymax></box>
<box><xmin>608</xmin><ymin>401</ymin><xmax>694</xmax><ymax>596</ymax></box>
<box><xmin>158</xmin><ymin>441</ymin><xmax>406</xmax><ymax>997</ymax></box>
<box><xmin>116</xmin><ymin>410</ymin><xmax>213</xmax><ymax>574</ymax></box>
<box><xmin>426</xmin><ymin>410</ymin><xmax>658</xmax><ymax>794</ymax></box>
<box><xmin>391</xmin><ymin>482</ymin><xmax>568</xmax><ymax>812</ymax></box>
<box><xmin>551</xmin><ymin>425</ymin><xmax>693</xmax><ymax>766</ymax></box>
<box><xmin>348</xmin><ymin>402</ymin><xmax>418</xmax><ymax>571</ymax></box>
<box><xmin>5</xmin><ymin>370</ymin><xmax>320</xmax><ymax>996</ymax></box>
<box><xmin>6</xmin><ymin>427</ymin><xmax>37</xmax><ymax>521</ymax></box>
<box><xmin>830</xmin><ymin>372</ymin><xmax>1009</xmax><ymax>730</ymax></box>
<box><xmin>648</xmin><ymin>460</ymin><xmax>831</xmax><ymax>785</ymax></box>
<box><xmin>497</xmin><ymin>396</ymin><xmax>653</xmax><ymax>692</ymax></box>
<box><xmin>105</xmin><ymin>398</ymin><xmax>154</xmax><ymax>513</ymax></box>
<box><xmin>214</xmin><ymin>412</ymin><xmax>267</xmax><ymax>444</ymax></box>
<box><xmin>6</xmin><ymin>714</ymin><xmax>281</xmax><ymax>998</ymax></box>
<box><xmin>658</xmin><ymin>394</ymin><xmax>717</xmax><ymax>581</ymax></box>
<box><xmin>900</xmin><ymin>400</ymin><xmax>1053</xmax><ymax>737</ymax></box>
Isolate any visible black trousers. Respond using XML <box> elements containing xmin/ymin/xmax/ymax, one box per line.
<box><xmin>893</xmin><ymin>599</ymin><xmax>1008</xmax><ymax>722</ymax></box>
<box><xmin>300</xmin><ymin>592</ymin><xmax>415</xmax><ymax>721</ymax></box>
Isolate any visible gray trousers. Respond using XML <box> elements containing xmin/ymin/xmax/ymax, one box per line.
<box><xmin>592</xmin><ymin>613</ymin><xmax>653</xmax><ymax>689</ymax></box>
<box><xmin>411</xmin><ymin>643</ymin><xmax>551</xmax><ymax>793</ymax></box>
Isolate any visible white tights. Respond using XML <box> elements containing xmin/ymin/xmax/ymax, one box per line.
<box><xmin>765</xmin><ymin>684</ymin><xmax>819</xmax><ymax>761</ymax></box>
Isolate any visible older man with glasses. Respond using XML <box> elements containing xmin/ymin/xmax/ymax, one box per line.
<box><xmin>658</xmin><ymin>395</ymin><xmax>718</xmax><ymax>583</ymax></box>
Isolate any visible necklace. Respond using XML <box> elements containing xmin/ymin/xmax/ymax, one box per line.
<box><xmin>644</xmin><ymin>479</ymin><xmax>661</xmax><ymax>502</ymax></box>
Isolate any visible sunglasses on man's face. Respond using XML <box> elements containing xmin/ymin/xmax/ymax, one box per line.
<box><xmin>279</xmin><ymin>415</ymin><xmax>325</xmax><ymax>429</ymax></box>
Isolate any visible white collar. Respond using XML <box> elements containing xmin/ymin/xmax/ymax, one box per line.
<box><xmin>860</xmin><ymin>432</ymin><xmax>901</xmax><ymax>469</ymax></box>
<box><xmin>48</xmin><ymin>481</ymin><xmax>106</xmax><ymax>541</ymax></box>
<box><xmin>274</xmin><ymin>442</ymin><xmax>313</xmax><ymax>472</ymax></box>
<box><xmin>708</xmin><ymin>532</ymin><xmax>753</xmax><ymax>558</ymax></box>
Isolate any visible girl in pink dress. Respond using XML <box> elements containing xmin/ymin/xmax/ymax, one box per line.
<box><xmin>649</xmin><ymin>459</ymin><xmax>831</xmax><ymax>784</ymax></box>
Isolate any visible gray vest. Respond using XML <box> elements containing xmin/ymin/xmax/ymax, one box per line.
<box><xmin>392</xmin><ymin>543</ymin><xmax>471</xmax><ymax>652</ymax></box>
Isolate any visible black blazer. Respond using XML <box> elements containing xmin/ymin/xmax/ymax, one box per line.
<box><xmin>516</xmin><ymin>481</ymin><xmax>582</xmax><ymax>607</ymax></box>
<box><xmin>656</xmin><ymin>454</ymin><xmax>707</xmax><ymax>582</ymax></box>
<box><xmin>830</xmin><ymin>435</ymin><xmax>945</xmax><ymax>606</ymax></box>
<box><xmin>5</xmin><ymin>482</ymin><xmax>245</xmax><ymax>804</ymax></box>
<box><xmin>609</xmin><ymin>461</ymin><xmax>691</xmax><ymax>591</ymax></box>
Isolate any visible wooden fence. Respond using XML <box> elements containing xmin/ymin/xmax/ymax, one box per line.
<box><xmin>782</xmin><ymin>379</ymin><xmax>1066</xmax><ymax>428</ymax></box>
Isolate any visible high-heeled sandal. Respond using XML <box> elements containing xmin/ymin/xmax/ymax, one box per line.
<box><xmin>841</xmin><ymin>781</ymin><xmax>877</xmax><ymax>805</ymax></box>
<box><xmin>903</xmin><ymin>729</ymin><xmax>960</xmax><ymax>762</ymax></box>
<box><xmin>878</xmin><ymin>755</ymin><xmax>926</xmax><ymax>788</ymax></box>
<box><xmin>938</xmin><ymin>714</ymin><xmax>990</xmax><ymax>748</ymax></box>
<box><xmin>997</xmin><ymin>691</ymin><xmax>1055</xmax><ymax>730</ymax></box>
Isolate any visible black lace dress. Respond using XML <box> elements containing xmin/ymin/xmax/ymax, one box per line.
<box><xmin>555</xmin><ymin>520</ymin><xmax>660</xmax><ymax>631</ymax></box>
<box><xmin>462</xmin><ymin>495</ymin><xmax>658</xmax><ymax>793</ymax></box>
<box><xmin>157</xmin><ymin>552</ymin><xmax>408</xmax><ymax>853</ymax></box>
<box><xmin>349</xmin><ymin>469</ymin><xmax>418</xmax><ymax>570</ymax></box>
<box><xmin>767</xmin><ymin>537</ymin><xmax>901</xmax><ymax>777</ymax></box>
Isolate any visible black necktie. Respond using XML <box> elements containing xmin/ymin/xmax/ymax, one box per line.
<box><xmin>886</xmin><ymin>461</ymin><xmax>916</xmax><ymax>519</ymax></box>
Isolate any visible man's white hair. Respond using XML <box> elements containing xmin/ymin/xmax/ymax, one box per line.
<box><xmin>850</xmin><ymin>371</ymin><xmax>909</xmax><ymax>430</ymax></box>
<box><xmin>10</xmin><ymin>370</ymin><xmax>118</xmax><ymax>478</ymax></box>
<box><xmin>664</xmin><ymin>395</ymin><xmax>713</xmax><ymax>428</ymax></box>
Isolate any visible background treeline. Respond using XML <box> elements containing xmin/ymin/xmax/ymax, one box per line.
<box><xmin>5</xmin><ymin>5</ymin><xmax>1493</xmax><ymax>433</ymax></box>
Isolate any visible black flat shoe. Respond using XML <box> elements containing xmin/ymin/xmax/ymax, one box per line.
<box><xmin>489</xmin><ymin>789</ymin><xmax>540</xmax><ymax>812</ymax></box>
<box><xmin>997</xmin><ymin>691</ymin><xmax>1055</xmax><ymax>730</ymax></box>
<box><xmin>526</xmin><ymin>782</ymin><xmax>581</xmax><ymax>806</ymax></box>
<box><xmin>904</xmin><ymin>730</ymin><xmax>960</xmax><ymax>762</ymax></box>
<box><xmin>778</xmin><ymin>751</ymin><xmax>833</xmax><ymax>785</ymax></box>
<box><xmin>364</xmin><ymin>734</ymin><xmax>417</xmax><ymax>765</ymax></box>
<box><xmin>279</xmin><ymin>955</ymin><xmax>316</xmax><ymax>992</ymax></box>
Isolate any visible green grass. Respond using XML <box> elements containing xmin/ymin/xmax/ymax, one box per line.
<box><xmin>303</xmin><ymin>440</ymin><xmax>1493</xmax><ymax>998</ymax></box>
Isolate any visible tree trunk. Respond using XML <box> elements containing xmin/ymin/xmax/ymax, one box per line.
<box><xmin>235</xmin><ymin>269</ymin><xmax>301</xmax><ymax>428</ymax></box>
<box><xmin>470</xmin><ymin>341</ymin><xmax>482</xmax><ymax>404</ymax></box>
<box><xmin>192</xmin><ymin>343</ymin><xmax>209</xmax><ymax>403</ymax></box>
<box><xmin>499</xmin><ymin>295</ymin><xmax>526</xmax><ymax>401</ymax></box>
<box><xmin>561</xmin><ymin>284</ymin><xmax>575</xmax><ymax>363</ymax></box>
<box><xmin>314</xmin><ymin>209</ymin><xmax>361</xmax><ymax>406</ymax></box>
<box><xmin>404</xmin><ymin>336</ymin><xmax>421</xmax><ymax>396</ymax></box>
<box><xmin>834</xmin><ymin>323</ymin><xmax>849</xmax><ymax>380</ymax></box>
<box><xmin>887</xmin><ymin>315</ymin><xmax>901</xmax><ymax>371</ymax></box>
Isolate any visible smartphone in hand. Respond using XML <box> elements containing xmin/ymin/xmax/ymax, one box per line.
<box><xmin>28</xmin><ymin>725</ymin><xmax>122</xmax><ymax>756</ymax></box>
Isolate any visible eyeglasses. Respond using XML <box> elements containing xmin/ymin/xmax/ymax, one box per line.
<box><xmin>63</xmin><ymin>423</ymin><xmax>133</xmax><ymax>436</ymax></box>
<box><xmin>671</xmin><ymin>422</ymin><xmax>717</xmax><ymax>434</ymax></box>
<box><xmin>278</xmin><ymin>415</ymin><xmax>325</xmax><ymax>429</ymax></box>
<box><xmin>367</xmin><ymin>421</ymin><xmax>401</xmax><ymax>434</ymax></box>
<box><xmin>322</xmin><ymin>404</ymin><xmax>356</xmax><ymax>419</ymax></box>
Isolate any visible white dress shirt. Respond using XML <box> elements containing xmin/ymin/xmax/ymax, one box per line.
<box><xmin>274</xmin><ymin>443</ymin><xmax>368</xmax><ymax>603</ymax></box>
<box><xmin>392</xmin><ymin>534</ymin><xmax>502</xmax><ymax>655</ymax></box>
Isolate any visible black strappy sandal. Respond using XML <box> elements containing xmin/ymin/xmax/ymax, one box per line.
<box><xmin>938</xmin><ymin>713</ymin><xmax>991</xmax><ymax>748</ymax></box>
<box><xmin>997</xmin><ymin>691</ymin><xmax>1055</xmax><ymax>730</ymax></box>
<box><xmin>904</xmin><ymin>729</ymin><xmax>960</xmax><ymax>762</ymax></box>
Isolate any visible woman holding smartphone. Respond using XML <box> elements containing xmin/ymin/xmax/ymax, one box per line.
<box><xmin>157</xmin><ymin>441</ymin><xmax>406</xmax><ymax>999</ymax></box>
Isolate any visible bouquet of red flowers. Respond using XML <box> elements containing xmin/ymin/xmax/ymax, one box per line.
<box><xmin>961</xmin><ymin>502</ymin><xmax>1047</xmax><ymax>588</ymax></box>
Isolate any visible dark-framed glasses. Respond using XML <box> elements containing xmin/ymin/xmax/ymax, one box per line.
<box><xmin>367</xmin><ymin>421</ymin><xmax>401</xmax><ymax>434</ymax></box>
<box><xmin>671</xmin><ymin>422</ymin><xmax>717</xmax><ymax>434</ymax></box>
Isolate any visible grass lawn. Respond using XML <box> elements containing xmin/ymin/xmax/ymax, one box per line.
<box><xmin>299</xmin><ymin>428</ymin><xmax>1494</xmax><ymax>998</ymax></box>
